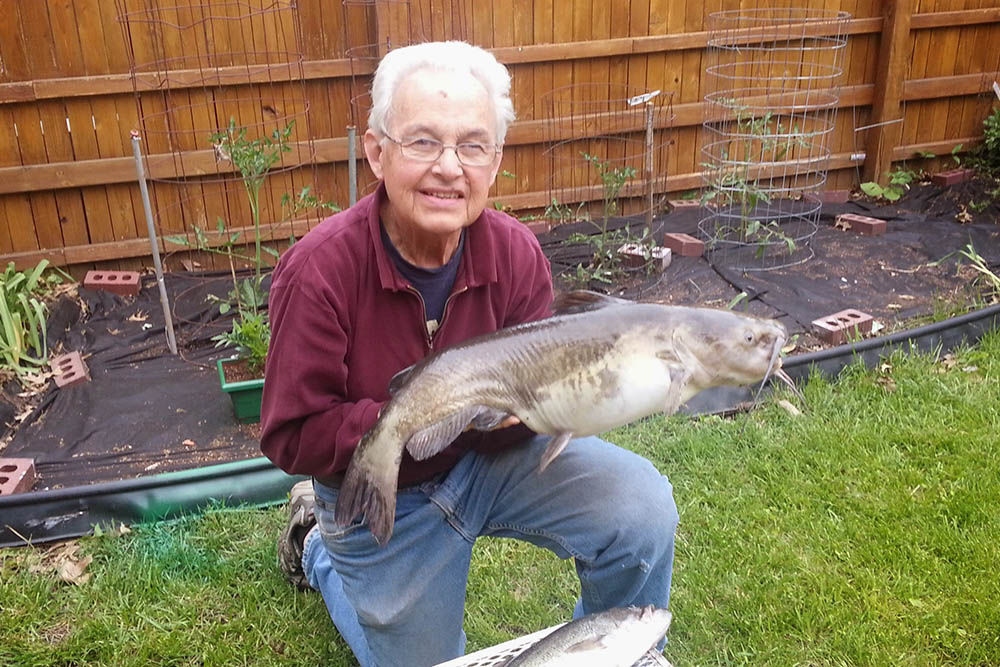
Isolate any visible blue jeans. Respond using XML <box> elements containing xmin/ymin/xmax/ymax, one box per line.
<box><xmin>303</xmin><ymin>434</ymin><xmax>678</xmax><ymax>667</ymax></box>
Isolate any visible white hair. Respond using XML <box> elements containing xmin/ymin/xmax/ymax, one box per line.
<box><xmin>368</xmin><ymin>41</ymin><xmax>516</xmax><ymax>144</ymax></box>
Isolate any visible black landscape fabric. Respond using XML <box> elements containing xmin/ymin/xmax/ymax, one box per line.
<box><xmin>1</xmin><ymin>272</ymin><xmax>262</xmax><ymax>490</ymax></box>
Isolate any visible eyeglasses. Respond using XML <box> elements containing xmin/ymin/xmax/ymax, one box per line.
<box><xmin>382</xmin><ymin>133</ymin><xmax>499</xmax><ymax>167</ymax></box>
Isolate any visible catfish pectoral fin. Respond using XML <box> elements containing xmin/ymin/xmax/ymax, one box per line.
<box><xmin>335</xmin><ymin>460</ymin><xmax>397</xmax><ymax>546</ymax></box>
<box><xmin>538</xmin><ymin>431</ymin><xmax>574</xmax><ymax>472</ymax></box>
<box><xmin>407</xmin><ymin>405</ymin><xmax>507</xmax><ymax>461</ymax></box>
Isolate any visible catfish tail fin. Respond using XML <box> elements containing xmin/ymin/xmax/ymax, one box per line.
<box><xmin>334</xmin><ymin>455</ymin><xmax>398</xmax><ymax>546</ymax></box>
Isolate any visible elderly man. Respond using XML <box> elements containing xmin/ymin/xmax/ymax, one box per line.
<box><xmin>260</xmin><ymin>40</ymin><xmax>677</xmax><ymax>666</ymax></box>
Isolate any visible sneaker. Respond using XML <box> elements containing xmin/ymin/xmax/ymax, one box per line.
<box><xmin>277</xmin><ymin>479</ymin><xmax>316</xmax><ymax>591</ymax></box>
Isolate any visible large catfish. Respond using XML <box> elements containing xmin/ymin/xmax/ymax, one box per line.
<box><xmin>336</xmin><ymin>291</ymin><xmax>795</xmax><ymax>545</ymax></box>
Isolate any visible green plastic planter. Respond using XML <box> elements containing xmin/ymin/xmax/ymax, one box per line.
<box><xmin>217</xmin><ymin>358</ymin><xmax>264</xmax><ymax>423</ymax></box>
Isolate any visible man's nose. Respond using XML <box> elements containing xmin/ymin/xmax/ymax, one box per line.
<box><xmin>433</xmin><ymin>145</ymin><xmax>464</xmax><ymax>175</ymax></box>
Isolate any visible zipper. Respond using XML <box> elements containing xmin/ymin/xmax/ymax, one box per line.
<box><xmin>404</xmin><ymin>285</ymin><xmax>433</xmax><ymax>350</ymax></box>
<box><xmin>402</xmin><ymin>284</ymin><xmax>470</xmax><ymax>352</ymax></box>
<box><xmin>434</xmin><ymin>285</ymin><xmax>468</xmax><ymax>350</ymax></box>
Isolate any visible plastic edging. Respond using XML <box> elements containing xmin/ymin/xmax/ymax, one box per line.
<box><xmin>0</xmin><ymin>456</ymin><xmax>305</xmax><ymax>548</ymax></box>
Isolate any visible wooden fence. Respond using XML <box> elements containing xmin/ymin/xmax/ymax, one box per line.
<box><xmin>0</xmin><ymin>0</ymin><xmax>998</xmax><ymax>275</ymax></box>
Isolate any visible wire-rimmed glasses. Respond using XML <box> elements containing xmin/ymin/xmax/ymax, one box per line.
<box><xmin>382</xmin><ymin>133</ymin><xmax>499</xmax><ymax>167</ymax></box>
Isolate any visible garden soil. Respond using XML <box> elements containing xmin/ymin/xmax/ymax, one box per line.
<box><xmin>1</xmin><ymin>178</ymin><xmax>998</xmax><ymax>491</ymax></box>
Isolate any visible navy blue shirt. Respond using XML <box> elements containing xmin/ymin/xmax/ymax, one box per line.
<box><xmin>380</xmin><ymin>223</ymin><xmax>465</xmax><ymax>336</ymax></box>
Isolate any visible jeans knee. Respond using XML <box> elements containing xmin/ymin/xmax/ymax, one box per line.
<box><xmin>615</xmin><ymin>473</ymin><xmax>678</xmax><ymax>559</ymax></box>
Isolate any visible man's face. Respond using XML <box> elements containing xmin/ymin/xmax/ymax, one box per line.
<box><xmin>364</xmin><ymin>68</ymin><xmax>503</xmax><ymax>240</ymax></box>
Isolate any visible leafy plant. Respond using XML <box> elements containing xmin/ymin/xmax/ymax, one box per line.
<box><xmin>861</xmin><ymin>167</ymin><xmax>919</xmax><ymax>202</ymax></box>
<box><xmin>566</xmin><ymin>228</ymin><xmax>630</xmax><ymax>286</ymax></box>
<box><xmin>212</xmin><ymin>308</ymin><xmax>270</xmax><ymax>373</ymax></box>
<box><xmin>543</xmin><ymin>197</ymin><xmax>588</xmax><ymax>224</ymax></box>
<box><xmin>972</xmin><ymin>106</ymin><xmax>1000</xmax><ymax>174</ymax></box>
<box><xmin>212</xmin><ymin>118</ymin><xmax>295</xmax><ymax>284</ymax></box>
<box><xmin>561</xmin><ymin>154</ymin><xmax>644</xmax><ymax>286</ymax></box>
<box><xmin>950</xmin><ymin>143</ymin><xmax>964</xmax><ymax>166</ymax></box>
<box><xmin>700</xmin><ymin>103</ymin><xmax>808</xmax><ymax>258</ymax></box>
<box><xmin>958</xmin><ymin>242</ymin><xmax>1000</xmax><ymax>298</ymax></box>
<box><xmin>165</xmin><ymin>118</ymin><xmax>337</xmax><ymax>371</ymax></box>
<box><xmin>0</xmin><ymin>260</ymin><xmax>64</xmax><ymax>376</ymax></box>
<box><xmin>581</xmin><ymin>152</ymin><xmax>637</xmax><ymax>223</ymax></box>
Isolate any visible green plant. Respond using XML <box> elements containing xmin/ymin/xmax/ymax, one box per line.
<box><xmin>212</xmin><ymin>118</ymin><xmax>295</xmax><ymax>284</ymax></box>
<box><xmin>581</xmin><ymin>152</ymin><xmax>637</xmax><ymax>223</ymax></box>
<box><xmin>861</xmin><ymin>167</ymin><xmax>919</xmax><ymax>202</ymax></box>
<box><xmin>958</xmin><ymin>242</ymin><xmax>1000</xmax><ymax>298</ymax></box>
<box><xmin>974</xmin><ymin>106</ymin><xmax>1000</xmax><ymax>173</ymax></box>
<box><xmin>950</xmin><ymin>143</ymin><xmax>964</xmax><ymax>166</ymax></box>
<box><xmin>212</xmin><ymin>308</ymin><xmax>270</xmax><ymax>373</ymax></box>
<box><xmin>165</xmin><ymin>119</ymin><xmax>336</xmax><ymax>370</ymax></box>
<box><xmin>700</xmin><ymin>103</ymin><xmax>807</xmax><ymax>258</ymax></box>
<box><xmin>543</xmin><ymin>197</ymin><xmax>588</xmax><ymax>223</ymax></box>
<box><xmin>0</xmin><ymin>260</ymin><xmax>64</xmax><ymax>377</ymax></box>
<box><xmin>562</xmin><ymin>154</ymin><xmax>643</xmax><ymax>285</ymax></box>
<box><xmin>566</xmin><ymin>228</ymin><xmax>630</xmax><ymax>285</ymax></box>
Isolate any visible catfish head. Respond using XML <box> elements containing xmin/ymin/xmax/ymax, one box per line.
<box><xmin>674</xmin><ymin>308</ymin><xmax>789</xmax><ymax>390</ymax></box>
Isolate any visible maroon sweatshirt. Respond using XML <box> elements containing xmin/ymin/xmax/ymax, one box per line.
<box><xmin>259</xmin><ymin>184</ymin><xmax>554</xmax><ymax>487</ymax></box>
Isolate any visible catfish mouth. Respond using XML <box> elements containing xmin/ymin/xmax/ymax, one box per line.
<box><xmin>754</xmin><ymin>334</ymin><xmax>806</xmax><ymax>405</ymax></box>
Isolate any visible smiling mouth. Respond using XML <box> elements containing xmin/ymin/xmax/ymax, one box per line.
<box><xmin>423</xmin><ymin>190</ymin><xmax>463</xmax><ymax>200</ymax></box>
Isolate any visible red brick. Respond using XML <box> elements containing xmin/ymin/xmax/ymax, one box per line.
<box><xmin>84</xmin><ymin>270</ymin><xmax>141</xmax><ymax>296</ymax></box>
<box><xmin>835</xmin><ymin>213</ymin><xmax>886</xmax><ymax>236</ymax></box>
<box><xmin>662</xmin><ymin>232</ymin><xmax>704</xmax><ymax>257</ymax></box>
<box><xmin>616</xmin><ymin>244</ymin><xmax>672</xmax><ymax>272</ymax></box>
<box><xmin>0</xmin><ymin>458</ymin><xmax>36</xmax><ymax>495</ymax></box>
<box><xmin>668</xmin><ymin>199</ymin><xmax>702</xmax><ymax>209</ymax></box>
<box><xmin>51</xmin><ymin>351</ymin><xmax>90</xmax><ymax>388</ymax></box>
<box><xmin>812</xmin><ymin>309</ymin><xmax>875</xmax><ymax>345</ymax></box>
<box><xmin>930</xmin><ymin>168</ymin><xmax>975</xmax><ymax>187</ymax></box>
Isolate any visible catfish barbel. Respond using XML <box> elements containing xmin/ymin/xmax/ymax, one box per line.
<box><xmin>336</xmin><ymin>291</ymin><xmax>797</xmax><ymax>545</ymax></box>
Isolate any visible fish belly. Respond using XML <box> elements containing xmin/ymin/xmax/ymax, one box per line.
<box><xmin>520</xmin><ymin>353</ymin><xmax>673</xmax><ymax>436</ymax></box>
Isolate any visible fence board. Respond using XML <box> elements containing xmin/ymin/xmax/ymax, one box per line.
<box><xmin>3</xmin><ymin>194</ymin><xmax>41</xmax><ymax>254</ymax></box>
<box><xmin>0</xmin><ymin>0</ymin><xmax>30</xmax><ymax>83</ymax></box>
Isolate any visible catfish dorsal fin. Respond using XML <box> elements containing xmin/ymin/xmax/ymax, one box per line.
<box><xmin>387</xmin><ymin>363</ymin><xmax>416</xmax><ymax>396</ymax></box>
<box><xmin>552</xmin><ymin>290</ymin><xmax>631</xmax><ymax>314</ymax></box>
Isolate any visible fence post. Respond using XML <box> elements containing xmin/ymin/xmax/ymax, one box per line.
<box><xmin>862</xmin><ymin>0</ymin><xmax>913</xmax><ymax>185</ymax></box>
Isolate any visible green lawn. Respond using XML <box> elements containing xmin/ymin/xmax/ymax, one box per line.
<box><xmin>2</xmin><ymin>331</ymin><xmax>999</xmax><ymax>666</ymax></box>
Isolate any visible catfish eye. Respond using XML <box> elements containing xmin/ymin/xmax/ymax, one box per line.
<box><xmin>744</xmin><ymin>330</ymin><xmax>754</xmax><ymax>343</ymax></box>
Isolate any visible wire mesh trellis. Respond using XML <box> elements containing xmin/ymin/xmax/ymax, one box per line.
<box><xmin>115</xmin><ymin>0</ymin><xmax>325</xmax><ymax>340</ymax></box>
<box><xmin>698</xmin><ymin>8</ymin><xmax>849</xmax><ymax>272</ymax></box>
<box><xmin>542</xmin><ymin>83</ymin><xmax>675</xmax><ymax>234</ymax></box>
<box><xmin>115</xmin><ymin>1</ymin><xmax>322</xmax><ymax>269</ymax></box>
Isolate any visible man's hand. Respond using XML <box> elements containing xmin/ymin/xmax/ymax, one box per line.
<box><xmin>494</xmin><ymin>415</ymin><xmax>521</xmax><ymax>430</ymax></box>
<box><xmin>464</xmin><ymin>414</ymin><xmax>521</xmax><ymax>432</ymax></box>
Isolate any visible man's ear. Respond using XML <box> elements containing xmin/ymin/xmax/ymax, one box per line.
<box><xmin>364</xmin><ymin>129</ymin><xmax>385</xmax><ymax>180</ymax></box>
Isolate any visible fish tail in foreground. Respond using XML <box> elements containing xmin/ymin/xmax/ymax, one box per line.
<box><xmin>334</xmin><ymin>436</ymin><xmax>398</xmax><ymax>545</ymax></box>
